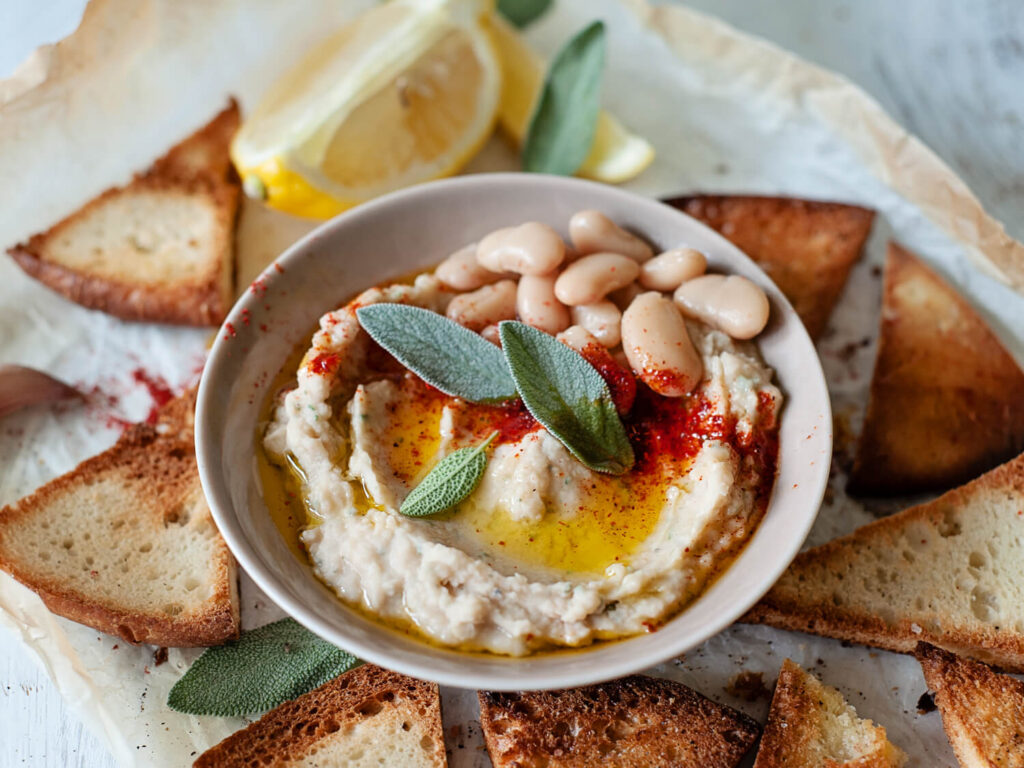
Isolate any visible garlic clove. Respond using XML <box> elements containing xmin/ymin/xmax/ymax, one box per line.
<box><xmin>0</xmin><ymin>365</ymin><xmax>82</xmax><ymax>420</ymax></box>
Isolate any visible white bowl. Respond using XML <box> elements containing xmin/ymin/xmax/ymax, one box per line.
<box><xmin>196</xmin><ymin>173</ymin><xmax>831</xmax><ymax>691</ymax></box>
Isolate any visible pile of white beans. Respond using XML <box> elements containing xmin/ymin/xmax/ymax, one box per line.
<box><xmin>435</xmin><ymin>210</ymin><xmax>770</xmax><ymax>398</ymax></box>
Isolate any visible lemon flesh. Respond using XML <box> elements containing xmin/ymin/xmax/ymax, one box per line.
<box><xmin>233</xmin><ymin>0</ymin><xmax>654</xmax><ymax>219</ymax></box>
<box><xmin>232</xmin><ymin>0</ymin><xmax>501</xmax><ymax>219</ymax></box>
<box><xmin>318</xmin><ymin>29</ymin><xmax>491</xmax><ymax>191</ymax></box>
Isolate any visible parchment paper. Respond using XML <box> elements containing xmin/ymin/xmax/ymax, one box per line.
<box><xmin>2</xmin><ymin>0</ymin><xmax>1023</xmax><ymax>765</ymax></box>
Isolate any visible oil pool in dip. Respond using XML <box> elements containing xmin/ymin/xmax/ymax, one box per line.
<box><xmin>259</xmin><ymin>211</ymin><xmax>781</xmax><ymax>656</ymax></box>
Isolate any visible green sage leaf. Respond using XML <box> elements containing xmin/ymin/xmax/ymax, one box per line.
<box><xmin>497</xmin><ymin>0</ymin><xmax>552</xmax><ymax>28</ymax></box>
<box><xmin>522</xmin><ymin>21</ymin><xmax>606</xmax><ymax>175</ymax></box>
<box><xmin>356</xmin><ymin>304</ymin><xmax>517</xmax><ymax>403</ymax></box>
<box><xmin>167</xmin><ymin>618</ymin><xmax>361</xmax><ymax>717</ymax></box>
<box><xmin>498</xmin><ymin>321</ymin><xmax>634</xmax><ymax>474</ymax></box>
<box><xmin>401</xmin><ymin>432</ymin><xmax>498</xmax><ymax>517</ymax></box>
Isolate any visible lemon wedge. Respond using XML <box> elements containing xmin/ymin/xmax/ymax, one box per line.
<box><xmin>489</xmin><ymin>15</ymin><xmax>655</xmax><ymax>184</ymax></box>
<box><xmin>232</xmin><ymin>0</ymin><xmax>502</xmax><ymax>219</ymax></box>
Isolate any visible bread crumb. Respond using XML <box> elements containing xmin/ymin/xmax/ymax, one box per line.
<box><xmin>725</xmin><ymin>670</ymin><xmax>771</xmax><ymax>702</ymax></box>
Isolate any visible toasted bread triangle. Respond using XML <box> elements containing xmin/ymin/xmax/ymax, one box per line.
<box><xmin>0</xmin><ymin>389</ymin><xmax>239</xmax><ymax>646</ymax></box>
<box><xmin>150</xmin><ymin>101</ymin><xmax>240</xmax><ymax>183</ymax></box>
<box><xmin>849</xmin><ymin>243</ymin><xmax>1024</xmax><ymax>495</ymax></box>
<box><xmin>8</xmin><ymin>101</ymin><xmax>241</xmax><ymax>326</ymax></box>
<box><xmin>478</xmin><ymin>674</ymin><xmax>759</xmax><ymax>768</ymax></box>
<box><xmin>194</xmin><ymin>664</ymin><xmax>446</xmax><ymax>768</ymax></box>
<box><xmin>665</xmin><ymin>195</ymin><xmax>874</xmax><ymax>339</ymax></box>
<box><xmin>916</xmin><ymin>642</ymin><xmax>1024</xmax><ymax>766</ymax></box>
<box><xmin>746</xmin><ymin>452</ymin><xmax>1024</xmax><ymax>671</ymax></box>
<box><xmin>752</xmin><ymin>659</ymin><xmax>906</xmax><ymax>768</ymax></box>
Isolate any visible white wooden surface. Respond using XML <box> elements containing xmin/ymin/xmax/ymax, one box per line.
<box><xmin>1</xmin><ymin>1</ymin><xmax>1022</xmax><ymax>766</ymax></box>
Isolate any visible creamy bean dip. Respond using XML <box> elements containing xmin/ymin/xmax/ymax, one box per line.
<box><xmin>262</xmin><ymin>213</ymin><xmax>781</xmax><ymax>655</ymax></box>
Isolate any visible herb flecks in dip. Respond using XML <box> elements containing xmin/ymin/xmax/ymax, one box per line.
<box><xmin>263</xmin><ymin>212</ymin><xmax>781</xmax><ymax>655</ymax></box>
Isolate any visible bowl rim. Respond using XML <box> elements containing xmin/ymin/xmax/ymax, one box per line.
<box><xmin>196</xmin><ymin>172</ymin><xmax>832</xmax><ymax>690</ymax></box>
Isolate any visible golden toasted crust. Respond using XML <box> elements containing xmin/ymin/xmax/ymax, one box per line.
<box><xmin>151</xmin><ymin>99</ymin><xmax>240</xmax><ymax>183</ymax></box>
<box><xmin>9</xmin><ymin>176</ymin><xmax>238</xmax><ymax>326</ymax></box>
<box><xmin>7</xmin><ymin>100</ymin><xmax>240</xmax><ymax>326</ymax></box>
<box><xmin>753</xmin><ymin>660</ymin><xmax>905</xmax><ymax>768</ymax></box>
<box><xmin>665</xmin><ymin>195</ymin><xmax>875</xmax><ymax>339</ymax></box>
<box><xmin>849</xmin><ymin>243</ymin><xmax>1024</xmax><ymax>495</ymax></box>
<box><xmin>754</xmin><ymin>660</ymin><xmax>820</xmax><ymax>768</ymax></box>
<box><xmin>194</xmin><ymin>665</ymin><xmax>446</xmax><ymax>768</ymax></box>
<box><xmin>916</xmin><ymin>642</ymin><xmax>1024</xmax><ymax>767</ymax></box>
<box><xmin>745</xmin><ymin>453</ymin><xmax>1024</xmax><ymax>671</ymax></box>
<box><xmin>478</xmin><ymin>675</ymin><xmax>759</xmax><ymax>768</ymax></box>
<box><xmin>0</xmin><ymin>389</ymin><xmax>239</xmax><ymax>646</ymax></box>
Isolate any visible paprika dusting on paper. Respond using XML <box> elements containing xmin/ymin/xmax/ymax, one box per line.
<box><xmin>80</xmin><ymin>384</ymin><xmax>134</xmax><ymax>431</ymax></box>
<box><xmin>131</xmin><ymin>369</ymin><xmax>174</xmax><ymax>425</ymax></box>
<box><xmin>78</xmin><ymin>367</ymin><xmax>178</xmax><ymax>430</ymax></box>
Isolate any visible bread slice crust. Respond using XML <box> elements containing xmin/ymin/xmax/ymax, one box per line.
<box><xmin>194</xmin><ymin>664</ymin><xmax>446</xmax><ymax>768</ymax></box>
<box><xmin>916</xmin><ymin>642</ymin><xmax>1024</xmax><ymax>767</ymax></box>
<box><xmin>478</xmin><ymin>674</ymin><xmax>759</xmax><ymax>768</ymax></box>
<box><xmin>149</xmin><ymin>100</ymin><xmax>240</xmax><ymax>183</ymax></box>
<box><xmin>752</xmin><ymin>659</ymin><xmax>906</xmax><ymax>768</ymax></box>
<box><xmin>7</xmin><ymin>101</ymin><xmax>241</xmax><ymax>326</ymax></box>
<box><xmin>849</xmin><ymin>243</ymin><xmax>1024</xmax><ymax>495</ymax></box>
<box><xmin>665</xmin><ymin>194</ymin><xmax>875</xmax><ymax>339</ymax></box>
<box><xmin>745</xmin><ymin>452</ymin><xmax>1024</xmax><ymax>671</ymax></box>
<box><xmin>0</xmin><ymin>390</ymin><xmax>239</xmax><ymax>646</ymax></box>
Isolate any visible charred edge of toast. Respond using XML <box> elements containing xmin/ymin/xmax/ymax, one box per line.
<box><xmin>8</xmin><ymin>175</ymin><xmax>239</xmax><ymax>326</ymax></box>
<box><xmin>478</xmin><ymin>675</ymin><xmax>760</xmax><ymax>767</ymax></box>
<box><xmin>6</xmin><ymin>99</ymin><xmax>241</xmax><ymax>326</ymax></box>
<box><xmin>194</xmin><ymin>665</ymin><xmax>443</xmax><ymax>768</ymax></box>
<box><xmin>0</xmin><ymin>390</ymin><xmax>239</xmax><ymax>647</ymax></box>
<box><xmin>848</xmin><ymin>243</ymin><xmax>1024</xmax><ymax>496</ymax></box>
<box><xmin>745</xmin><ymin>453</ymin><xmax>1024</xmax><ymax>671</ymax></box>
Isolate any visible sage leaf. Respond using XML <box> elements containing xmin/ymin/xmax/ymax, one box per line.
<box><xmin>356</xmin><ymin>304</ymin><xmax>517</xmax><ymax>403</ymax></box>
<box><xmin>522</xmin><ymin>21</ymin><xmax>606</xmax><ymax>175</ymax></box>
<box><xmin>499</xmin><ymin>321</ymin><xmax>634</xmax><ymax>474</ymax></box>
<box><xmin>167</xmin><ymin>618</ymin><xmax>361</xmax><ymax>717</ymax></box>
<box><xmin>497</xmin><ymin>0</ymin><xmax>552</xmax><ymax>28</ymax></box>
<box><xmin>401</xmin><ymin>432</ymin><xmax>498</xmax><ymax>517</ymax></box>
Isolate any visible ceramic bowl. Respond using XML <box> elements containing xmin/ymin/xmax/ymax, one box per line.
<box><xmin>196</xmin><ymin>173</ymin><xmax>831</xmax><ymax>691</ymax></box>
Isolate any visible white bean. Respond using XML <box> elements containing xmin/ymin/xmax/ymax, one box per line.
<box><xmin>570</xmin><ymin>301</ymin><xmax>621</xmax><ymax>348</ymax></box>
<box><xmin>436</xmin><ymin>243</ymin><xmax>503</xmax><ymax>291</ymax></box>
<box><xmin>446</xmin><ymin>279</ymin><xmax>517</xmax><ymax>331</ymax></box>
<box><xmin>563</xmin><ymin>246</ymin><xmax>583</xmax><ymax>264</ymax></box>
<box><xmin>554</xmin><ymin>253</ymin><xmax>641</xmax><ymax>306</ymax></box>
<box><xmin>517</xmin><ymin>274</ymin><xmax>571</xmax><ymax>335</ymax></box>
<box><xmin>476</xmin><ymin>222</ymin><xmax>566</xmax><ymax>275</ymax></box>
<box><xmin>609</xmin><ymin>281</ymin><xmax>642</xmax><ymax>311</ymax></box>
<box><xmin>569</xmin><ymin>210</ymin><xmax>653</xmax><ymax>262</ymax></box>
<box><xmin>480</xmin><ymin>324</ymin><xmax>501</xmax><ymax>346</ymax></box>
<box><xmin>639</xmin><ymin>248</ymin><xmax>707</xmax><ymax>291</ymax></box>
<box><xmin>557</xmin><ymin>325</ymin><xmax>603</xmax><ymax>355</ymax></box>
<box><xmin>621</xmin><ymin>292</ymin><xmax>703</xmax><ymax>397</ymax></box>
<box><xmin>673</xmin><ymin>274</ymin><xmax>770</xmax><ymax>340</ymax></box>
<box><xmin>557</xmin><ymin>325</ymin><xmax>619</xmax><ymax>380</ymax></box>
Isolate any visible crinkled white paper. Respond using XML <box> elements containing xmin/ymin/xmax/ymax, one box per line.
<box><xmin>2</xmin><ymin>0</ymin><xmax>1023</xmax><ymax>765</ymax></box>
